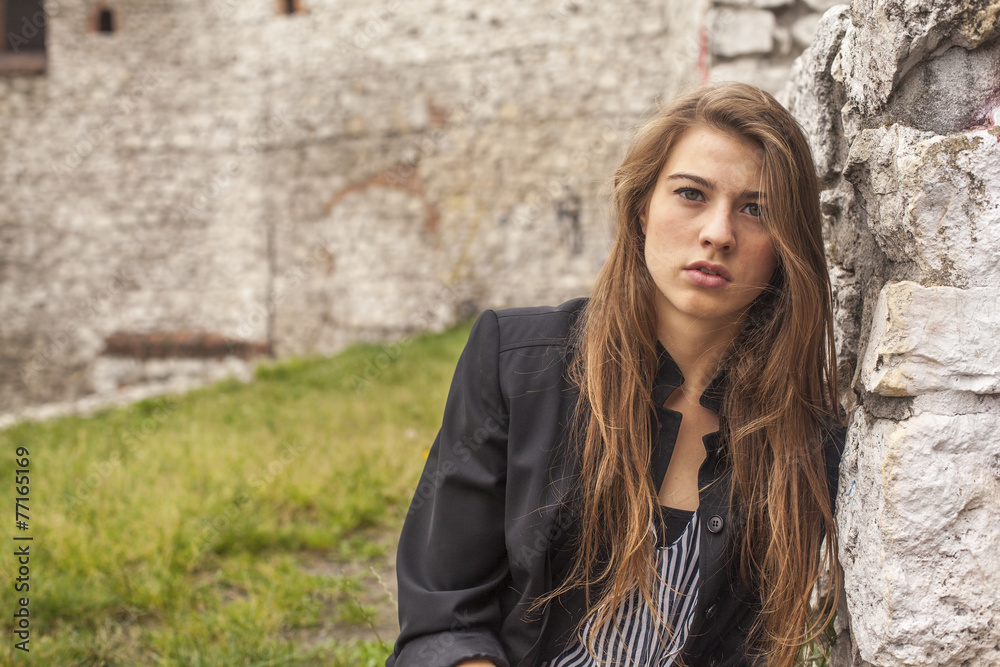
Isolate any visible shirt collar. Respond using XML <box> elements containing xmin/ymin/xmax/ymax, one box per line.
<box><xmin>651</xmin><ymin>340</ymin><xmax>728</xmax><ymax>415</ymax></box>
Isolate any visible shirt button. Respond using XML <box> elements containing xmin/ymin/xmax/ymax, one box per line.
<box><xmin>705</xmin><ymin>603</ymin><xmax>717</xmax><ymax>619</ymax></box>
<box><xmin>707</xmin><ymin>515</ymin><xmax>724</xmax><ymax>534</ymax></box>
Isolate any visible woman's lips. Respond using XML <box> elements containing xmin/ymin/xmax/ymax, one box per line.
<box><xmin>685</xmin><ymin>268</ymin><xmax>730</xmax><ymax>288</ymax></box>
<box><xmin>684</xmin><ymin>261</ymin><xmax>732</xmax><ymax>288</ymax></box>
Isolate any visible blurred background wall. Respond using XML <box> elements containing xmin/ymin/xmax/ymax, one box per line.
<box><xmin>0</xmin><ymin>0</ymin><xmax>831</xmax><ymax>417</ymax></box>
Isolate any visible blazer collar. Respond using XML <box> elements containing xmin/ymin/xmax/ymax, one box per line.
<box><xmin>651</xmin><ymin>340</ymin><xmax>729</xmax><ymax>416</ymax></box>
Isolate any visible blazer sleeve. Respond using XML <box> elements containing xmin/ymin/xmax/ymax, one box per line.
<box><xmin>387</xmin><ymin>310</ymin><xmax>512</xmax><ymax>667</ymax></box>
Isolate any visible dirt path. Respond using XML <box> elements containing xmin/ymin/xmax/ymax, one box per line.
<box><xmin>297</xmin><ymin>543</ymin><xmax>400</xmax><ymax>648</ymax></box>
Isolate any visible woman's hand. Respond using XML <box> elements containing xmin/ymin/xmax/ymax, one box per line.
<box><xmin>456</xmin><ymin>661</ymin><xmax>497</xmax><ymax>667</ymax></box>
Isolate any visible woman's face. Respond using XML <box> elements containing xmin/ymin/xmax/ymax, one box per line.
<box><xmin>640</xmin><ymin>125</ymin><xmax>779</xmax><ymax>339</ymax></box>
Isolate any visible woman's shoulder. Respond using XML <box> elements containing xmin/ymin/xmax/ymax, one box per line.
<box><xmin>487</xmin><ymin>297</ymin><xmax>589</xmax><ymax>353</ymax></box>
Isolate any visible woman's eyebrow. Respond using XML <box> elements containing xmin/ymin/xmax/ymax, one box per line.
<box><xmin>665</xmin><ymin>172</ymin><xmax>766</xmax><ymax>199</ymax></box>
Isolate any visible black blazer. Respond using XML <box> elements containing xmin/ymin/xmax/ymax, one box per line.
<box><xmin>387</xmin><ymin>298</ymin><xmax>844</xmax><ymax>667</ymax></box>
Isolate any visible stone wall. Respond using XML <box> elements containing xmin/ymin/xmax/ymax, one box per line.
<box><xmin>0</xmin><ymin>0</ymin><xmax>704</xmax><ymax>417</ymax></box>
<box><xmin>6</xmin><ymin>0</ymin><xmax>999</xmax><ymax>662</ymax></box>
<box><xmin>707</xmin><ymin>0</ymin><xmax>843</xmax><ymax>99</ymax></box>
<box><xmin>786</xmin><ymin>2</ymin><xmax>1000</xmax><ymax>665</ymax></box>
<box><xmin>0</xmin><ymin>0</ymin><xmax>853</xmax><ymax>421</ymax></box>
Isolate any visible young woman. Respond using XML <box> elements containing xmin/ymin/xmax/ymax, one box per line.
<box><xmin>387</xmin><ymin>83</ymin><xmax>845</xmax><ymax>667</ymax></box>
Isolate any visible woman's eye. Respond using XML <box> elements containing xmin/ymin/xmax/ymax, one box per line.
<box><xmin>676</xmin><ymin>188</ymin><xmax>703</xmax><ymax>202</ymax></box>
<box><xmin>742</xmin><ymin>202</ymin><xmax>761</xmax><ymax>217</ymax></box>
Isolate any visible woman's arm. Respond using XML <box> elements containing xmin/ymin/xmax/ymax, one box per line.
<box><xmin>387</xmin><ymin>310</ymin><xmax>512</xmax><ymax>667</ymax></box>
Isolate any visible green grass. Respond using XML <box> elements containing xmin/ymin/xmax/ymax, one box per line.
<box><xmin>0</xmin><ymin>320</ymin><xmax>473</xmax><ymax>665</ymax></box>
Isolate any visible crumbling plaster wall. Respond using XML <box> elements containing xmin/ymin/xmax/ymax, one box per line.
<box><xmin>785</xmin><ymin>2</ymin><xmax>1000</xmax><ymax>665</ymax></box>
<box><xmin>0</xmin><ymin>0</ymin><xmax>704</xmax><ymax>417</ymax></box>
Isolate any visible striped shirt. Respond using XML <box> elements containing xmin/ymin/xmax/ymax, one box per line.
<box><xmin>545</xmin><ymin>508</ymin><xmax>701</xmax><ymax>667</ymax></box>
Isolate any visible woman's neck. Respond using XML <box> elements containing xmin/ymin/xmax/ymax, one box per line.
<box><xmin>657</xmin><ymin>318</ymin><xmax>740</xmax><ymax>401</ymax></box>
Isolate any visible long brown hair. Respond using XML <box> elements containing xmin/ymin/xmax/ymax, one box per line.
<box><xmin>550</xmin><ymin>83</ymin><xmax>841</xmax><ymax>666</ymax></box>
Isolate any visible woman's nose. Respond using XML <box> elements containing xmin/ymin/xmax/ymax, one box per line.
<box><xmin>699</xmin><ymin>205</ymin><xmax>736</xmax><ymax>252</ymax></box>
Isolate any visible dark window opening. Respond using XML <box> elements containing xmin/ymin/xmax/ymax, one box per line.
<box><xmin>2</xmin><ymin>0</ymin><xmax>46</xmax><ymax>53</ymax></box>
<box><xmin>98</xmin><ymin>8</ymin><xmax>114</xmax><ymax>33</ymax></box>
<box><xmin>0</xmin><ymin>0</ymin><xmax>47</xmax><ymax>74</ymax></box>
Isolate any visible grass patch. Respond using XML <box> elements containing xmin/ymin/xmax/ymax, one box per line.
<box><xmin>0</xmin><ymin>321</ymin><xmax>473</xmax><ymax>664</ymax></box>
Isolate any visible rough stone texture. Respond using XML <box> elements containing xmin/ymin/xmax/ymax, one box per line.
<box><xmin>843</xmin><ymin>124</ymin><xmax>1000</xmax><ymax>286</ymax></box>
<box><xmin>709</xmin><ymin>7</ymin><xmax>776</xmax><ymax>58</ymax></box>
<box><xmin>785</xmin><ymin>5</ymin><xmax>851</xmax><ymax>179</ymax></box>
<box><xmin>0</xmin><ymin>0</ymin><xmax>703</xmax><ymax>416</ymax></box>
<box><xmin>791</xmin><ymin>12</ymin><xmax>823</xmax><ymax>48</ymax></box>
<box><xmin>840</xmin><ymin>404</ymin><xmax>1000</xmax><ymax>666</ymax></box>
<box><xmin>804</xmin><ymin>0</ymin><xmax>844</xmax><ymax>10</ymax></box>
<box><xmin>887</xmin><ymin>40</ymin><xmax>1000</xmax><ymax>136</ymax></box>
<box><xmin>786</xmin><ymin>0</ymin><xmax>1000</xmax><ymax>664</ymax></box>
<box><xmin>707</xmin><ymin>0</ymin><xmax>836</xmax><ymax>98</ymax></box>
<box><xmin>718</xmin><ymin>0</ymin><xmax>794</xmax><ymax>9</ymax></box>
<box><xmin>839</xmin><ymin>0</ymin><xmax>1000</xmax><ymax>115</ymax></box>
<box><xmin>861</xmin><ymin>281</ymin><xmax>1000</xmax><ymax>396</ymax></box>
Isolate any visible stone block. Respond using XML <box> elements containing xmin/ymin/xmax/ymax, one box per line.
<box><xmin>886</xmin><ymin>38</ymin><xmax>1000</xmax><ymax>134</ymax></box>
<box><xmin>708</xmin><ymin>7</ymin><xmax>776</xmax><ymax>58</ymax></box>
<box><xmin>844</xmin><ymin>124</ymin><xmax>1000</xmax><ymax>286</ymax></box>
<box><xmin>709</xmin><ymin>58</ymin><xmax>791</xmax><ymax>97</ymax></box>
<box><xmin>716</xmin><ymin>0</ymin><xmax>793</xmax><ymax>7</ymax></box>
<box><xmin>860</xmin><ymin>281</ymin><xmax>1000</xmax><ymax>396</ymax></box>
<box><xmin>804</xmin><ymin>0</ymin><xmax>845</xmax><ymax>10</ymax></box>
<box><xmin>791</xmin><ymin>13</ymin><xmax>822</xmax><ymax>48</ymax></box>
<box><xmin>839</xmin><ymin>406</ymin><xmax>1000</xmax><ymax>666</ymax></box>
<box><xmin>840</xmin><ymin>0</ymin><xmax>1000</xmax><ymax>114</ymax></box>
<box><xmin>773</xmin><ymin>24</ymin><xmax>794</xmax><ymax>56</ymax></box>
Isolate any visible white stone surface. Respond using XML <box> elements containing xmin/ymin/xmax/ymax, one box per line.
<box><xmin>718</xmin><ymin>0</ymin><xmax>793</xmax><ymax>7</ymax></box>
<box><xmin>794</xmin><ymin>2</ymin><xmax>1000</xmax><ymax>665</ymax></box>
<box><xmin>784</xmin><ymin>5</ymin><xmax>851</xmax><ymax>178</ymax></box>
<box><xmin>860</xmin><ymin>281</ymin><xmax>1000</xmax><ymax>396</ymax></box>
<box><xmin>844</xmin><ymin>124</ymin><xmax>1000</xmax><ymax>286</ymax></box>
<box><xmin>839</xmin><ymin>0</ymin><xmax>1000</xmax><ymax>114</ymax></box>
<box><xmin>791</xmin><ymin>13</ymin><xmax>822</xmax><ymax>48</ymax></box>
<box><xmin>840</xmin><ymin>405</ymin><xmax>1000</xmax><ymax>666</ymax></box>
<box><xmin>708</xmin><ymin>7</ymin><xmax>776</xmax><ymax>58</ymax></box>
<box><xmin>804</xmin><ymin>0</ymin><xmax>843</xmax><ymax>10</ymax></box>
<box><xmin>709</xmin><ymin>57</ymin><xmax>792</xmax><ymax>97</ymax></box>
